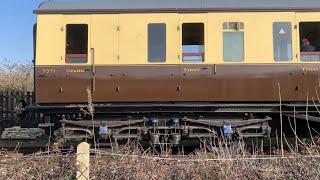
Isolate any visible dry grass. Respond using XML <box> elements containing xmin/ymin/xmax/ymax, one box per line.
<box><xmin>0</xmin><ymin>140</ymin><xmax>320</xmax><ymax>180</ymax></box>
<box><xmin>90</xmin><ymin>153</ymin><xmax>320</xmax><ymax>180</ymax></box>
<box><xmin>0</xmin><ymin>58</ymin><xmax>33</xmax><ymax>91</ymax></box>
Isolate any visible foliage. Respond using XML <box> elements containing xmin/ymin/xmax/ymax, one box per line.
<box><xmin>0</xmin><ymin>58</ymin><xmax>33</xmax><ymax>91</ymax></box>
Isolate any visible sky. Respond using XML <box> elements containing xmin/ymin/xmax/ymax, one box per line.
<box><xmin>0</xmin><ymin>0</ymin><xmax>45</xmax><ymax>65</ymax></box>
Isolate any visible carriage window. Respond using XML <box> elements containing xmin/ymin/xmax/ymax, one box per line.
<box><xmin>182</xmin><ymin>23</ymin><xmax>204</xmax><ymax>62</ymax></box>
<box><xmin>299</xmin><ymin>22</ymin><xmax>320</xmax><ymax>62</ymax></box>
<box><xmin>223</xmin><ymin>22</ymin><xmax>244</xmax><ymax>62</ymax></box>
<box><xmin>148</xmin><ymin>23</ymin><xmax>166</xmax><ymax>62</ymax></box>
<box><xmin>273</xmin><ymin>22</ymin><xmax>292</xmax><ymax>61</ymax></box>
<box><xmin>66</xmin><ymin>24</ymin><xmax>88</xmax><ymax>63</ymax></box>
<box><xmin>223</xmin><ymin>22</ymin><xmax>244</xmax><ymax>30</ymax></box>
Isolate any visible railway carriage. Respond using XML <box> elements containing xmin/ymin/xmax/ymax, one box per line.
<box><xmin>30</xmin><ymin>0</ymin><xmax>320</xmax><ymax>143</ymax></box>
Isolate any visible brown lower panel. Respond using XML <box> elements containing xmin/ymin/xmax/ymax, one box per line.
<box><xmin>94</xmin><ymin>66</ymin><xmax>180</xmax><ymax>101</ymax></box>
<box><xmin>36</xmin><ymin>66</ymin><xmax>92</xmax><ymax>103</ymax></box>
<box><xmin>35</xmin><ymin>64</ymin><xmax>320</xmax><ymax>104</ymax></box>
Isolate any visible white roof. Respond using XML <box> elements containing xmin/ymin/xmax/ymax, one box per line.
<box><xmin>35</xmin><ymin>0</ymin><xmax>320</xmax><ymax>14</ymax></box>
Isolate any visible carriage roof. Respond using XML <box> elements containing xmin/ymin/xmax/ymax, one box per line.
<box><xmin>35</xmin><ymin>0</ymin><xmax>320</xmax><ymax>14</ymax></box>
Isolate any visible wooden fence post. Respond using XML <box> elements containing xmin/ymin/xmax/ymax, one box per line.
<box><xmin>0</xmin><ymin>92</ymin><xmax>3</xmax><ymax>122</ymax></box>
<box><xmin>76</xmin><ymin>142</ymin><xmax>90</xmax><ymax>180</ymax></box>
<box><xmin>3</xmin><ymin>91</ymin><xmax>9</xmax><ymax>122</ymax></box>
<box><xmin>7</xmin><ymin>91</ymin><xmax>11</xmax><ymax>121</ymax></box>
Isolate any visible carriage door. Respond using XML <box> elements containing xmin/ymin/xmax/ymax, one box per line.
<box><xmin>296</xmin><ymin>13</ymin><xmax>320</xmax><ymax>101</ymax></box>
<box><xmin>62</xmin><ymin>15</ymin><xmax>93</xmax><ymax>103</ymax></box>
<box><xmin>90</xmin><ymin>15</ymin><xmax>119</xmax><ymax>102</ymax></box>
<box><xmin>179</xmin><ymin>14</ymin><xmax>212</xmax><ymax>101</ymax></box>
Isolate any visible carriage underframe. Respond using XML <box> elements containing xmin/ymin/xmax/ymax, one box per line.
<box><xmin>24</xmin><ymin>102</ymin><xmax>320</xmax><ymax>145</ymax></box>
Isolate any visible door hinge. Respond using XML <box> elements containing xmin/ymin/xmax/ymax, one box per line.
<box><xmin>117</xmin><ymin>55</ymin><xmax>120</xmax><ymax>60</ymax></box>
<box><xmin>117</xmin><ymin>26</ymin><xmax>120</xmax><ymax>31</ymax></box>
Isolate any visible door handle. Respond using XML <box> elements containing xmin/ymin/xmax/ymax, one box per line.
<box><xmin>91</xmin><ymin>48</ymin><xmax>95</xmax><ymax>74</ymax></box>
<box><xmin>177</xmin><ymin>85</ymin><xmax>181</xmax><ymax>91</ymax></box>
<box><xmin>91</xmin><ymin>48</ymin><xmax>96</xmax><ymax>92</ymax></box>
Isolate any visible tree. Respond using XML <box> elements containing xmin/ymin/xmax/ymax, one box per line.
<box><xmin>0</xmin><ymin>58</ymin><xmax>33</xmax><ymax>91</ymax></box>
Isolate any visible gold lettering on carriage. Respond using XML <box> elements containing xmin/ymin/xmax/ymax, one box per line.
<box><xmin>42</xmin><ymin>68</ymin><xmax>55</xmax><ymax>74</ymax></box>
<box><xmin>66</xmin><ymin>69</ymin><xmax>85</xmax><ymax>73</ymax></box>
<box><xmin>184</xmin><ymin>68</ymin><xmax>201</xmax><ymax>73</ymax></box>
<box><xmin>301</xmin><ymin>66</ymin><xmax>319</xmax><ymax>72</ymax></box>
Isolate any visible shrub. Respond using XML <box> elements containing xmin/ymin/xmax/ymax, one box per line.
<box><xmin>0</xmin><ymin>58</ymin><xmax>33</xmax><ymax>91</ymax></box>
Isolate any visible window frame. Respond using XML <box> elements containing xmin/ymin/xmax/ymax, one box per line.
<box><xmin>272</xmin><ymin>22</ymin><xmax>293</xmax><ymax>62</ymax></box>
<box><xmin>223</xmin><ymin>22</ymin><xmax>245</xmax><ymax>62</ymax></box>
<box><xmin>298</xmin><ymin>21</ymin><xmax>320</xmax><ymax>62</ymax></box>
<box><xmin>147</xmin><ymin>23</ymin><xmax>167</xmax><ymax>63</ymax></box>
<box><xmin>181</xmin><ymin>22</ymin><xmax>205</xmax><ymax>63</ymax></box>
<box><xmin>65</xmin><ymin>24</ymin><xmax>89</xmax><ymax>64</ymax></box>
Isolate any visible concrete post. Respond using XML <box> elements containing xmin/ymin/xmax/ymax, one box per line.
<box><xmin>76</xmin><ymin>142</ymin><xmax>90</xmax><ymax>180</ymax></box>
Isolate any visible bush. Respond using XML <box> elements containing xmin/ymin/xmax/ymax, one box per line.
<box><xmin>0</xmin><ymin>58</ymin><xmax>33</xmax><ymax>91</ymax></box>
<box><xmin>1</xmin><ymin>141</ymin><xmax>320</xmax><ymax>179</ymax></box>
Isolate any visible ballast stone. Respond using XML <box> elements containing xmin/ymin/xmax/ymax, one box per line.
<box><xmin>1</xmin><ymin>126</ymin><xmax>45</xmax><ymax>140</ymax></box>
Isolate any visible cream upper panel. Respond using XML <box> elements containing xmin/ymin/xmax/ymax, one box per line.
<box><xmin>36</xmin><ymin>15</ymin><xmax>91</xmax><ymax>66</ymax></box>
<box><xmin>208</xmin><ymin>12</ymin><xmax>297</xmax><ymax>64</ymax></box>
<box><xmin>117</xmin><ymin>13</ymin><xmax>179</xmax><ymax>65</ymax></box>
<box><xmin>91</xmin><ymin>15</ymin><xmax>118</xmax><ymax>65</ymax></box>
<box><xmin>37</xmin><ymin>12</ymin><xmax>300</xmax><ymax>66</ymax></box>
<box><xmin>36</xmin><ymin>15</ymin><xmax>63</xmax><ymax>66</ymax></box>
